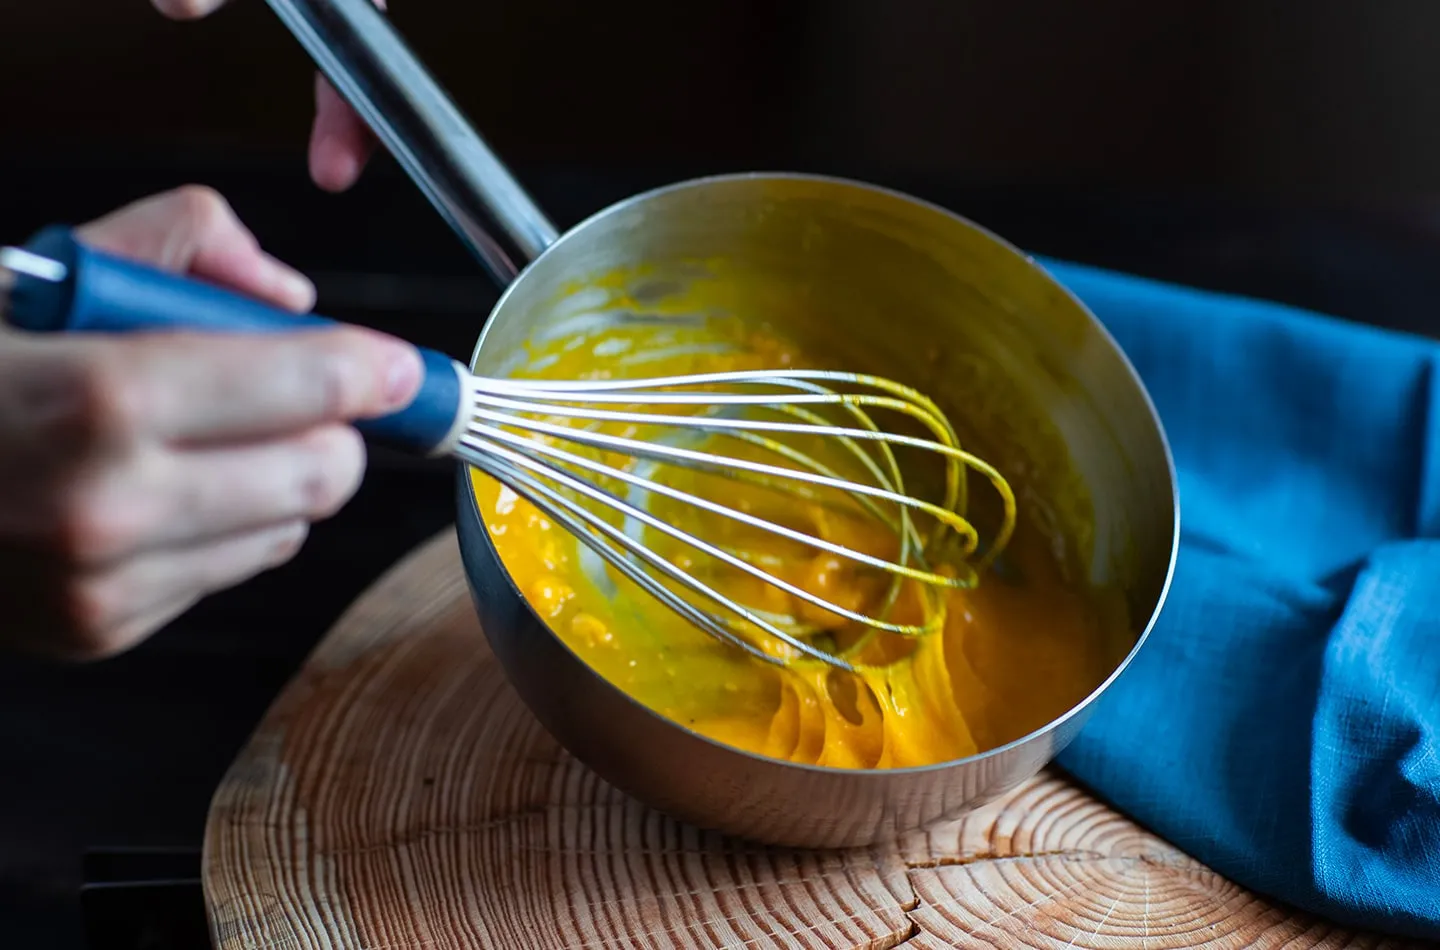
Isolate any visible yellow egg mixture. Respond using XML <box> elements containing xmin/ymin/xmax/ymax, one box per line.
<box><xmin>469</xmin><ymin>309</ymin><xmax>1133</xmax><ymax>770</ymax></box>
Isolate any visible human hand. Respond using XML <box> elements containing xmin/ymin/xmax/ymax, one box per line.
<box><xmin>150</xmin><ymin>0</ymin><xmax>385</xmax><ymax>193</ymax></box>
<box><xmin>0</xmin><ymin>186</ymin><xmax>422</xmax><ymax>660</ymax></box>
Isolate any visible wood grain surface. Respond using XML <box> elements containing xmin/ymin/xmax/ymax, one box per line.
<box><xmin>203</xmin><ymin>528</ymin><xmax>1419</xmax><ymax>949</ymax></box>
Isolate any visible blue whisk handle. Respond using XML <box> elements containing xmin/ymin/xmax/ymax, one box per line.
<box><xmin>2</xmin><ymin>226</ymin><xmax>468</xmax><ymax>457</ymax></box>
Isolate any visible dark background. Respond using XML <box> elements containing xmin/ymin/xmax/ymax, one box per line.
<box><xmin>11</xmin><ymin>0</ymin><xmax>1440</xmax><ymax>197</ymax></box>
<box><xmin>6</xmin><ymin>1</ymin><xmax>1440</xmax><ymax>947</ymax></box>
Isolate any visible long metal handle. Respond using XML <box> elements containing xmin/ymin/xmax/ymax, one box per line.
<box><xmin>264</xmin><ymin>0</ymin><xmax>560</xmax><ymax>285</ymax></box>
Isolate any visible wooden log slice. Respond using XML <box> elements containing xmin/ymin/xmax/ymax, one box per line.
<box><xmin>203</xmin><ymin>529</ymin><xmax>1421</xmax><ymax>949</ymax></box>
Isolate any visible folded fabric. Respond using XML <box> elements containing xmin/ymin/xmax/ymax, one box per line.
<box><xmin>1037</xmin><ymin>258</ymin><xmax>1440</xmax><ymax>940</ymax></box>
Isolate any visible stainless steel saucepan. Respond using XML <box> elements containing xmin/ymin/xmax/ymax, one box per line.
<box><xmin>265</xmin><ymin>0</ymin><xmax>1179</xmax><ymax>848</ymax></box>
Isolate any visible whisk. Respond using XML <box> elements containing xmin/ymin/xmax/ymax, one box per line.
<box><xmin>1</xmin><ymin>229</ymin><xmax>1016</xmax><ymax>671</ymax></box>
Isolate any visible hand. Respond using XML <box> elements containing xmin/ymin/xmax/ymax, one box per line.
<box><xmin>0</xmin><ymin>186</ymin><xmax>422</xmax><ymax>660</ymax></box>
<box><xmin>150</xmin><ymin>0</ymin><xmax>385</xmax><ymax>193</ymax></box>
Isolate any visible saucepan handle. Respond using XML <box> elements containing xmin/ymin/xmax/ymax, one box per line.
<box><xmin>263</xmin><ymin>0</ymin><xmax>560</xmax><ymax>284</ymax></box>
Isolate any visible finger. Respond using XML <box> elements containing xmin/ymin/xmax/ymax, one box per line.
<box><xmin>62</xmin><ymin>520</ymin><xmax>310</xmax><ymax>660</ymax></box>
<box><xmin>86</xmin><ymin>594</ymin><xmax>201</xmax><ymax>661</ymax></box>
<box><xmin>103</xmin><ymin>326</ymin><xmax>422</xmax><ymax>445</ymax></box>
<box><xmin>150</xmin><ymin>0</ymin><xmax>228</xmax><ymax>19</ymax></box>
<box><xmin>309</xmin><ymin>77</ymin><xmax>378</xmax><ymax>194</ymax></box>
<box><xmin>307</xmin><ymin>0</ymin><xmax>385</xmax><ymax>192</ymax></box>
<box><xmin>76</xmin><ymin>186</ymin><xmax>316</xmax><ymax>313</ymax></box>
<box><xmin>127</xmin><ymin>424</ymin><xmax>366</xmax><ymax>553</ymax></box>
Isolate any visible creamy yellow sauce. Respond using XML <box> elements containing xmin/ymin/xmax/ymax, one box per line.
<box><xmin>469</xmin><ymin>310</ymin><xmax>1132</xmax><ymax>769</ymax></box>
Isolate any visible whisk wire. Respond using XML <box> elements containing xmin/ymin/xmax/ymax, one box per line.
<box><xmin>464</xmin><ymin>427</ymin><xmax>947</xmax><ymax>638</ymax></box>
<box><xmin>462</xmin><ymin>366</ymin><xmax>1018</xmax><ymax>670</ymax></box>
<box><xmin>470</xmin><ymin>400</ymin><xmax>1007</xmax><ymax>537</ymax></box>
<box><xmin>468</xmin><ymin>421</ymin><xmax>959</xmax><ymax>591</ymax></box>
<box><xmin>464</xmin><ymin>435</ymin><xmax>859</xmax><ymax>669</ymax></box>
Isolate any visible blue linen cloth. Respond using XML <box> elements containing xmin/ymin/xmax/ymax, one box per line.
<box><xmin>1038</xmin><ymin>258</ymin><xmax>1440</xmax><ymax>940</ymax></box>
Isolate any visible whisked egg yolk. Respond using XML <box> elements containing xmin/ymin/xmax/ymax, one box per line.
<box><xmin>469</xmin><ymin>314</ymin><xmax>1132</xmax><ymax>769</ymax></box>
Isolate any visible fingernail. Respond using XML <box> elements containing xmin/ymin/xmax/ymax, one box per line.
<box><xmin>383</xmin><ymin>344</ymin><xmax>423</xmax><ymax>408</ymax></box>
